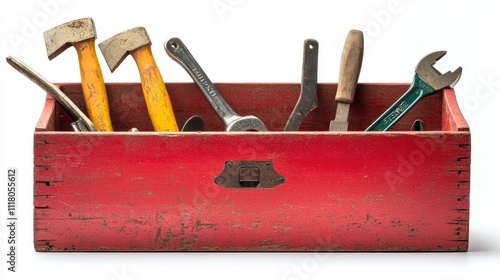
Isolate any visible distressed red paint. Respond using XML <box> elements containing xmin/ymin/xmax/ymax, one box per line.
<box><xmin>34</xmin><ymin>83</ymin><xmax>470</xmax><ymax>251</ymax></box>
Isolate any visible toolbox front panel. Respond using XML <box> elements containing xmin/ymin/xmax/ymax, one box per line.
<box><xmin>34</xmin><ymin>132</ymin><xmax>469</xmax><ymax>251</ymax></box>
<box><xmin>33</xmin><ymin>83</ymin><xmax>469</xmax><ymax>252</ymax></box>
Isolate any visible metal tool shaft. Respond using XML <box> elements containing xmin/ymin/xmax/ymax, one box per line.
<box><xmin>165</xmin><ymin>38</ymin><xmax>238</xmax><ymax>126</ymax></box>
<box><xmin>284</xmin><ymin>39</ymin><xmax>318</xmax><ymax>131</ymax></box>
<box><xmin>6</xmin><ymin>56</ymin><xmax>97</xmax><ymax>131</ymax></box>
<box><xmin>366</xmin><ymin>74</ymin><xmax>435</xmax><ymax>131</ymax></box>
<box><xmin>165</xmin><ymin>38</ymin><xmax>267</xmax><ymax>131</ymax></box>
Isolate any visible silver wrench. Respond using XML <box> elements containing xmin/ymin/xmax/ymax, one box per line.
<box><xmin>165</xmin><ymin>38</ymin><xmax>268</xmax><ymax>132</ymax></box>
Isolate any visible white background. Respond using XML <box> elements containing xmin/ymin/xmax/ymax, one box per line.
<box><xmin>1</xmin><ymin>0</ymin><xmax>499</xmax><ymax>279</ymax></box>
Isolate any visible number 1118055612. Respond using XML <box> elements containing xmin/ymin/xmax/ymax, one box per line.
<box><xmin>7</xmin><ymin>168</ymin><xmax>17</xmax><ymax>272</ymax></box>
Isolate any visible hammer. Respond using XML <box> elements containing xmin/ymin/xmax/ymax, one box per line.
<box><xmin>98</xmin><ymin>27</ymin><xmax>179</xmax><ymax>132</ymax></box>
<box><xmin>44</xmin><ymin>18</ymin><xmax>113</xmax><ymax>132</ymax></box>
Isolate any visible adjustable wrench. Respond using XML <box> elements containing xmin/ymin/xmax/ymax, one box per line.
<box><xmin>366</xmin><ymin>51</ymin><xmax>462</xmax><ymax>131</ymax></box>
<box><xmin>165</xmin><ymin>38</ymin><xmax>268</xmax><ymax>132</ymax></box>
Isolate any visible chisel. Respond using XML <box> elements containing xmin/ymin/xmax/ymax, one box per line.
<box><xmin>329</xmin><ymin>30</ymin><xmax>364</xmax><ymax>131</ymax></box>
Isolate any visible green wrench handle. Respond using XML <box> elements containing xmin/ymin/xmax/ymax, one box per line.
<box><xmin>366</xmin><ymin>74</ymin><xmax>436</xmax><ymax>131</ymax></box>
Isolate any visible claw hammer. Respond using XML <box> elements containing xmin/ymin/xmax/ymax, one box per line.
<box><xmin>44</xmin><ymin>18</ymin><xmax>113</xmax><ymax>132</ymax></box>
<box><xmin>99</xmin><ymin>27</ymin><xmax>179</xmax><ymax>132</ymax></box>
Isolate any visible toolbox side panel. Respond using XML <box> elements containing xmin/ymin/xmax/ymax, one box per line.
<box><xmin>33</xmin><ymin>132</ymin><xmax>470</xmax><ymax>251</ymax></box>
<box><xmin>442</xmin><ymin>89</ymin><xmax>469</xmax><ymax>131</ymax></box>
<box><xmin>35</xmin><ymin>97</ymin><xmax>57</xmax><ymax>132</ymax></box>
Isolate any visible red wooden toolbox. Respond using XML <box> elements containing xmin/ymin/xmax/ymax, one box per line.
<box><xmin>33</xmin><ymin>83</ymin><xmax>470</xmax><ymax>252</ymax></box>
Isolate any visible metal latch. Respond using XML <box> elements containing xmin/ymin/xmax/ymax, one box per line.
<box><xmin>214</xmin><ymin>161</ymin><xmax>285</xmax><ymax>189</ymax></box>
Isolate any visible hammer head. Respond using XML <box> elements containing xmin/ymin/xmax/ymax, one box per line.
<box><xmin>98</xmin><ymin>27</ymin><xmax>151</xmax><ymax>72</ymax></box>
<box><xmin>415</xmin><ymin>51</ymin><xmax>462</xmax><ymax>90</ymax></box>
<box><xmin>44</xmin><ymin>18</ymin><xmax>97</xmax><ymax>60</ymax></box>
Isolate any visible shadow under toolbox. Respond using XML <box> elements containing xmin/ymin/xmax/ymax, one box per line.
<box><xmin>33</xmin><ymin>83</ymin><xmax>470</xmax><ymax>252</ymax></box>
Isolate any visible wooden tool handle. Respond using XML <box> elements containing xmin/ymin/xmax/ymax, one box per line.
<box><xmin>74</xmin><ymin>39</ymin><xmax>113</xmax><ymax>131</ymax></box>
<box><xmin>132</xmin><ymin>45</ymin><xmax>179</xmax><ymax>132</ymax></box>
<box><xmin>336</xmin><ymin>30</ymin><xmax>364</xmax><ymax>104</ymax></box>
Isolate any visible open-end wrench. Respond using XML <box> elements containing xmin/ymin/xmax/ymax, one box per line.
<box><xmin>6</xmin><ymin>56</ymin><xmax>97</xmax><ymax>132</ymax></box>
<box><xmin>284</xmin><ymin>39</ymin><xmax>318</xmax><ymax>131</ymax></box>
<box><xmin>165</xmin><ymin>37</ymin><xmax>268</xmax><ymax>132</ymax></box>
<box><xmin>366</xmin><ymin>51</ymin><xmax>462</xmax><ymax>131</ymax></box>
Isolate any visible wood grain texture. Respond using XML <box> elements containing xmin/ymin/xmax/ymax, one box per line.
<box><xmin>336</xmin><ymin>30</ymin><xmax>363</xmax><ymax>104</ymax></box>
<box><xmin>33</xmin><ymin>83</ymin><xmax>470</xmax><ymax>252</ymax></box>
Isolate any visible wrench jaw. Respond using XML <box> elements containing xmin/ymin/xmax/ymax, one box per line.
<box><xmin>415</xmin><ymin>51</ymin><xmax>462</xmax><ymax>91</ymax></box>
<box><xmin>227</xmin><ymin>116</ymin><xmax>268</xmax><ymax>132</ymax></box>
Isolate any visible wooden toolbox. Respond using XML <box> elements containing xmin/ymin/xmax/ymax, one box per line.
<box><xmin>33</xmin><ymin>83</ymin><xmax>470</xmax><ymax>252</ymax></box>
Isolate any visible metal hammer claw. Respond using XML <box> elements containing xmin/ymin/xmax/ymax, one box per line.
<box><xmin>366</xmin><ymin>51</ymin><xmax>462</xmax><ymax>131</ymax></box>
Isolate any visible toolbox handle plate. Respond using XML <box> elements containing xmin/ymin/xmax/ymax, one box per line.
<box><xmin>214</xmin><ymin>161</ymin><xmax>285</xmax><ymax>189</ymax></box>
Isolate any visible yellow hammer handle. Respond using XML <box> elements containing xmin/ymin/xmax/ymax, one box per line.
<box><xmin>73</xmin><ymin>38</ymin><xmax>113</xmax><ymax>131</ymax></box>
<box><xmin>131</xmin><ymin>45</ymin><xmax>179</xmax><ymax>132</ymax></box>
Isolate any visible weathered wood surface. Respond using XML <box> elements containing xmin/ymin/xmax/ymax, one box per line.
<box><xmin>33</xmin><ymin>83</ymin><xmax>470</xmax><ymax>252</ymax></box>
